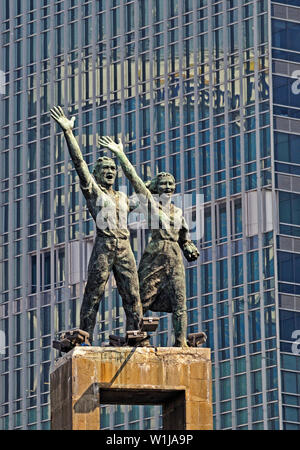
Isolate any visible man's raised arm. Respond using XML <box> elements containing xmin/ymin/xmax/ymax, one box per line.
<box><xmin>97</xmin><ymin>136</ymin><xmax>149</xmax><ymax>197</ymax></box>
<box><xmin>50</xmin><ymin>106</ymin><xmax>93</xmax><ymax>188</ymax></box>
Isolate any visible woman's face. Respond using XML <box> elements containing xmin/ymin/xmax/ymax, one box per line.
<box><xmin>157</xmin><ymin>176</ymin><xmax>175</xmax><ymax>199</ymax></box>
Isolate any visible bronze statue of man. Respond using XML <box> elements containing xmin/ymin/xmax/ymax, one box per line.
<box><xmin>50</xmin><ymin>107</ymin><xmax>143</xmax><ymax>344</ymax></box>
<box><xmin>98</xmin><ymin>136</ymin><xmax>199</xmax><ymax>347</ymax></box>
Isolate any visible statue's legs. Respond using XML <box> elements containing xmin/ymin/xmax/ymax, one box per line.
<box><xmin>169</xmin><ymin>266</ymin><xmax>188</xmax><ymax>347</ymax></box>
<box><xmin>140</xmin><ymin>284</ymin><xmax>187</xmax><ymax>347</ymax></box>
<box><xmin>172</xmin><ymin>306</ymin><xmax>188</xmax><ymax>347</ymax></box>
<box><xmin>79</xmin><ymin>239</ymin><xmax>113</xmax><ymax>343</ymax></box>
<box><xmin>79</xmin><ymin>270</ymin><xmax>110</xmax><ymax>344</ymax></box>
<box><xmin>112</xmin><ymin>239</ymin><xmax>143</xmax><ymax>332</ymax></box>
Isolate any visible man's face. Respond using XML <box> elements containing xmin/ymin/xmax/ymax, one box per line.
<box><xmin>95</xmin><ymin>161</ymin><xmax>117</xmax><ymax>187</ymax></box>
<box><xmin>157</xmin><ymin>176</ymin><xmax>175</xmax><ymax>199</ymax></box>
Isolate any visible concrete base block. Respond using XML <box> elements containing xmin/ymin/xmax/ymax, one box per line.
<box><xmin>50</xmin><ymin>346</ymin><xmax>212</xmax><ymax>430</ymax></box>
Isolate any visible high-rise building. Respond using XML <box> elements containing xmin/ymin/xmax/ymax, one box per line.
<box><xmin>1</xmin><ymin>0</ymin><xmax>300</xmax><ymax>430</ymax></box>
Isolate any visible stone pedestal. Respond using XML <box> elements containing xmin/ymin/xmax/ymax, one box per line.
<box><xmin>50</xmin><ymin>346</ymin><xmax>212</xmax><ymax>430</ymax></box>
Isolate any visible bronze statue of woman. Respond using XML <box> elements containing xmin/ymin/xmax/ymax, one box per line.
<box><xmin>98</xmin><ymin>137</ymin><xmax>199</xmax><ymax>347</ymax></box>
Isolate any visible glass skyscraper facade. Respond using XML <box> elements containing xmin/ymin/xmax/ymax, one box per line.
<box><xmin>0</xmin><ymin>0</ymin><xmax>300</xmax><ymax>430</ymax></box>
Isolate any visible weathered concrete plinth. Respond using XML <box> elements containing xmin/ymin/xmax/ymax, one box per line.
<box><xmin>50</xmin><ymin>346</ymin><xmax>212</xmax><ymax>430</ymax></box>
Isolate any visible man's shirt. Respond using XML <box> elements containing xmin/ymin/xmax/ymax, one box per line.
<box><xmin>80</xmin><ymin>175</ymin><xmax>130</xmax><ymax>239</ymax></box>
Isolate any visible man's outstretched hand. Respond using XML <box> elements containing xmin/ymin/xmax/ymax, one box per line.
<box><xmin>50</xmin><ymin>106</ymin><xmax>76</xmax><ymax>132</ymax></box>
<box><xmin>98</xmin><ymin>136</ymin><xmax>124</xmax><ymax>156</ymax></box>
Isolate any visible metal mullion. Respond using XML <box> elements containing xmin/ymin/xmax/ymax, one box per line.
<box><xmin>109</xmin><ymin>404</ymin><xmax>114</xmax><ymax>431</ymax></box>
<box><xmin>31</xmin><ymin>3</ymin><xmax>42</xmax><ymax>429</ymax></box>
<box><xmin>160</xmin><ymin>1</ymin><xmax>173</xmax><ymax>347</ymax></box>
<box><xmin>146</xmin><ymin>0</ymin><xmax>155</xmax><ymax>280</ymax></box>
<box><xmin>192</xmin><ymin>0</ymin><xmax>203</xmax><ymax>336</ymax></box>
<box><xmin>207</xmin><ymin>0</ymin><xmax>220</xmax><ymax>429</ymax></box>
<box><xmin>178</xmin><ymin>0</ymin><xmax>184</xmax><ymax>199</ymax></box>
<box><xmin>36</xmin><ymin>1</ymin><xmax>49</xmax><ymax>430</ymax></box>
<box><xmin>146</xmin><ymin>4</ymin><xmax>156</xmax><ymax>318</ymax></box>
<box><xmin>91</xmin><ymin>4</ymin><xmax>99</xmax><ymax>341</ymax></box>
<box><xmin>75</xmin><ymin>0</ymin><xmax>85</xmax><ymax>336</ymax></box>
<box><xmin>20</xmin><ymin>3</ymin><xmax>29</xmax><ymax>429</ymax></box>
<box><xmin>267</xmin><ymin>0</ymin><xmax>284</xmax><ymax>431</ymax></box>
<box><xmin>106</xmin><ymin>2</ymin><xmax>111</xmax><ymax>139</ymax></box>
<box><xmin>139</xmin><ymin>404</ymin><xmax>143</xmax><ymax>430</ymax></box>
<box><xmin>62</xmin><ymin>3</ymin><xmax>69</xmax><ymax>351</ymax></box>
<box><xmin>222</xmin><ymin>0</ymin><xmax>236</xmax><ymax>429</ymax></box>
<box><xmin>179</xmin><ymin>3</ymin><xmax>196</xmax><ymax>342</ymax></box>
<box><xmin>65</xmin><ymin>27</ymin><xmax>76</xmax><ymax>309</ymax></box>
<box><xmin>253</xmin><ymin>1</ymin><xmax>268</xmax><ymax>430</ymax></box>
<box><xmin>215</xmin><ymin>204</ymin><xmax>220</xmax><ymax>244</ymax></box>
<box><xmin>91</xmin><ymin>0</ymin><xmax>99</xmax><ymax>343</ymax></box>
<box><xmin>237</xmin><ymin>1</ymin><xmax>252</xmax><ymax>429</ymax></box>
<box><xmin>120</xmin><ymin>0</ymin><xmax>126</xmax><ymax>182</ymax></box>
<box><xmin>106</xmin><ymin>2</ymin><xmax>114</xmax><ymax>344</ymax></box>
<box><xmin>124</xmin><ymin>403</ymin><xmax>129</xmax><ymax>430</ymax></box>
<box><xmin>148</xmin><ymin>2</ymin><xmax>155</xmax><ymax>178</ymax></box>
<box><xmin>49</xmin><ymin>7</ymin><xmax>57</xmax><ymax>416</ymax></box>
<box><xmin>119</xmin><ymin>0</ymin><xmax>128</xmax><ymax>287</ymax></box>
<box><xmin>133</xmin><ymin>0</ymin><xmax>140</xmax><ymax>178</ymax></box>
<box><xmin>107</xmin><ymin>0</ymin><xmax>126</xmax><ymax>343</ymax></box>
<box><xmin>49</xmin><ymin>0</ymin><xmax>57</xmax><ymax>400</ymax></box>
<box><xmin>163</xmin><ymin>0</ymin><xmax>170</xmax><ymax>173</ymax></box>
<box><xmin>91</xmin><ymin>0</ymin><xmax>97</xmax><ymax>165</ymax></box>
<box><xmin>99</xmin><ymin>1</ymin><xmax>112</xmax><ymax>411</ymax></box>
<box><xmin>7</xmin><ymin>6</ymin><xmax>14</xmax><ymax>429</ymax></box>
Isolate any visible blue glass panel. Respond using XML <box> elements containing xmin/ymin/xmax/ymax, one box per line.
<box><xmin>282</xmin><ymin>371</ymin><xmax>299</xmax><ymax>394</ymax></box>
<box><xmin>272</xmin><ymin>19</ymin><xmax>300</xmax><ymax>53</ymax></box>
<box><xmin>218</xmin><ymin>317</ymin><xmax>230</xmax><ymax>349</ymax></box>
<box><xmin>279</xmin><ymin>192</ymin><xmax>300</xmax><ymax>226</ymax></box>
<box><xmin>266</xmin><ymin>367</ymin><xmax>278</xmax><ymax>390</ymax></box>
<box><xmin>235</xmin><ymin>374</ymin><xmax>247</xmax><ymax>397</ymax></box>
<box><xmin>265</xmin><ymin>306</ymin><xmax>276</xmax><ymax>338</ymax></box>
<box><xmin>217</xmin><ymin>259</ymin><xmax>228</xmax><ymax>290</ymax></box>
<box><xmin>204</xmin><ymin>209</ymin><xmax>212</xmax><ymax>242</ymax></box>
<box><xmin>279</xmin><ymin>282</ymin><xmax>300</xmax><ymax>295</ymax></box>
<box><xmin>273</xmin><ymin>48</ymin><xmax>300</xmax><ymax>63</ymax></box>
<box><xmin>220</xmin><ymin>378</ymin><xmax>231</xmax><ymax>401</ymax></box>
<box><xmin>232</xmin><ymin>255</ymin><xmax>243</xmax><ymax>286</ymax></box>
<box><xmin>276</xmin><ymin>162</ymin><xmax>300</xmax><ymax>177</ymax></box>
<box><xmin>274</xmin><ymin>132</ymin><xmax>300</xmax><ymax>165</ymax></box>
<box><xmin>279</xmin><ymin>309</ymin><xmax>300</xmax><ymax>341</ymax></box>
<box><xmin>272</xmin><ymin>0</ymin><xmax>300</xmax><ymax>6</ymax></box>
<box><xmin>274</xmin><ymin>105</ymin><xmax>300</xmax><ymax>119</ymax></box>
<box><xmin>249</xmin><ymin>309</ymin><xmax>261</xmax><ymax>341</ymax></box>
<box><xmin>244</xmin><ymin>132</ymin><xmax>256</xmax><ymax>162</ymax></box>
<box><xmin>278</xmin><ymin>251</ymin><xmax>300</xmax><ymax>284</ymax></box>
<box><xmin>203</xmin><ymin>320</ymin><xmax>214</xmax><ymax>349</ymax></box>
<box><xmin>283</xmin><ymin>406</ymin><xmax>300</xmax><ymax>422</ymax></box>
<box><xmin>280</xmin><ymin>224</ymin><xmax>300</xmax><ymax>237</ymax></box>
<box><xmin>247</xmin><ymin>252</ymin><xmax>259</xmax><ymax>282</ymax></box>
<box><xmin>233</xmin><ymin>314</ymin><xmax>245</xmax><ymax>346</ymax></box>
<box><xmin>201</xmin><ymin>263</ymin><xmax>212</xmax><ymax>294</ymax></box>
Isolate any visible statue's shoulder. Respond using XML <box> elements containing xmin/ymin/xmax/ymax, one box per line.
<box><xmin>172</xmin><ymin>204</ymin><xmax>183</xmax><ymax>216</ymax></box>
